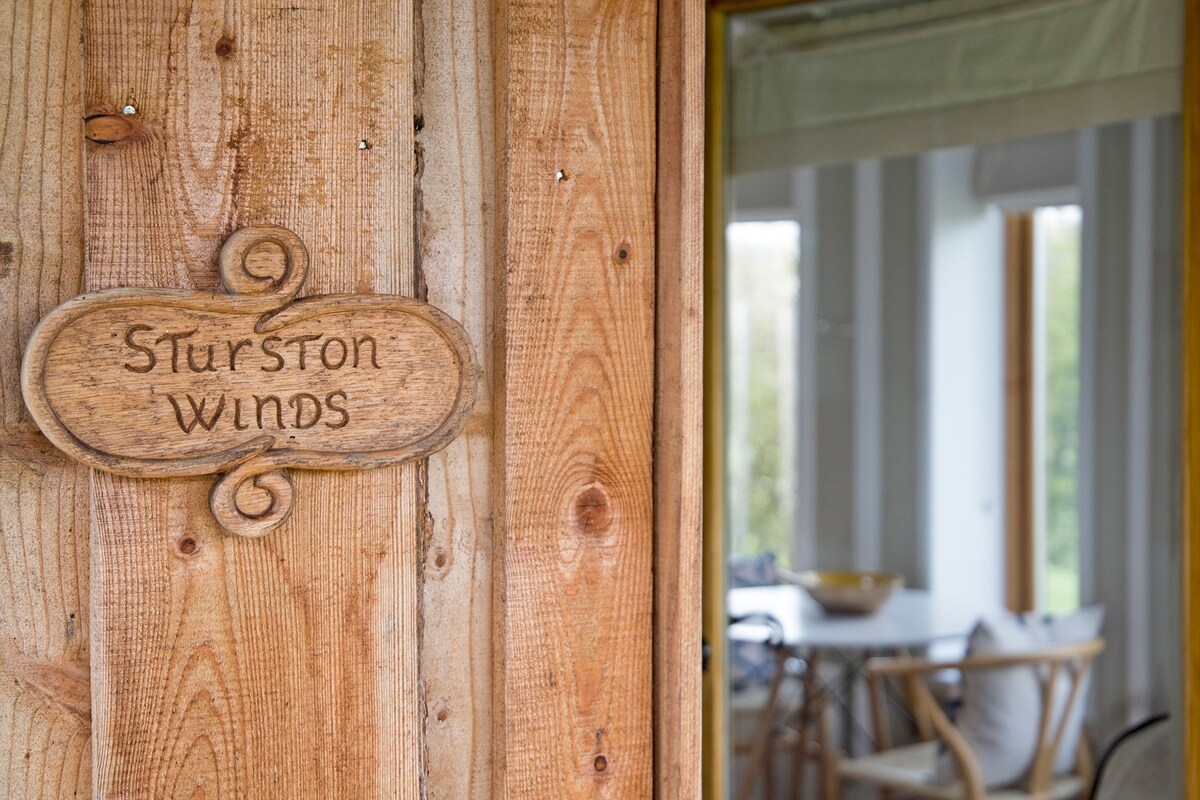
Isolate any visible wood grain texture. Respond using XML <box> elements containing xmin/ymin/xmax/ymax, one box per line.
<box><xmin>0</xmin><ymin>0</ymin><xmax>92</xmax><ymax>797</ymax></box>
<box><xmin>654</xmin><ymin>0</ymin><xmax>705</xmax><ymax>797</ymax></box>
<box><xmin>495</xmin><ymin>0</ymin><xmax>658</xmax><ymax>794</ymax></box>
<box><xmin>82</xmin><ymin>2</ymin><xmax>421</xmax><ymax>797</ymax></box>
<box><xmin>417</xmin><ymin>0</ymin><xmax>496</xmax><ymax>796</ymax></box>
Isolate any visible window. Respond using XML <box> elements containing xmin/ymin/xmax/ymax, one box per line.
<box><xmin>1035</xmin><ymin>205</ymin><xmax>1083</xmax><ymax>614</ymax></box>
<box><xmin>725</xmin><ymin>221</ymin><xmax>801</xmax><ymax>567</ymax></box>
<box><xmin>1005</xmin><ymin>206</ymin><xmax>1082</xmax><ymax>614</ymax></box>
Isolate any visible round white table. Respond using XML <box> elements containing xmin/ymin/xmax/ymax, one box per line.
<box><xmin>726</xmin><ymin>585</ymin><xmax>988</xmax><ymax>800</ymax></box>
<box><xmin>728</xmin><ymin>585</ymin><xmax>983</xmax><ymax>649</ymax></box>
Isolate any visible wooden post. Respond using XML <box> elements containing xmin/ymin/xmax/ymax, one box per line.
<box><xmin>494</xmin><ymin>0</ymin><xmax>660</xmax><ymax>793</ymax></box>
<box><xmin>82</xmin><ymin>3</ymin><xmax>420</xmax><ymax>796</ymax></box>
<box><xmin>656</xmin><ymin>0</ymin><xmax>706</xmax><ymax>797</ymax></box>
<box><xmin>0</xmin><ymin>2</ymin><xmax>91</xmax><ymax>796</ymax></box>
<box><xmin>418</xmin><ymin>0</ymin><xmax>497</xmax><ymax>796</ymax></box>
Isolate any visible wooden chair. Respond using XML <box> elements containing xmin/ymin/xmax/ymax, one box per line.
<box><xmin>835</xmin><ymin>637</ymin><xmax>1105</xmax><ymax>800</ymax></box>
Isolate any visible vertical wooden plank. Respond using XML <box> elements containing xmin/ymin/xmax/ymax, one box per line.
<box><xmin>82</xmin><ymin>3</ymin><xmax>420</xmax><ymax>797</ymax></box>
<box><xmin>0</xmin><ymin>1</ymin><xmax>91</xmax><ymax>797</ymax></box>
<box><xmin>494</xmin><ymin>0</ymin><xmax>658</xmax><ymax>794</ymax></box>
<box><xmin>419</xmin><ymin>0</ymin><xmax>495</xmax><ymax>796</ymax></box>
<box><xmin>655</xmin><ymin>0</ymin><xmax>704</xmax><ymax>797</ymax></box>
<box><xmin>1004</xmin><ymin>212</ymin><xmax>1036</xmax><ymax>613</ymax></box>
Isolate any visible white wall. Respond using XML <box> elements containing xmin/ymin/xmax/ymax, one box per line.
<box><xmin>1077</xmin><ymin>118</ymin><xmax>1182</xmax><ymax>758</ymax></box>
<box><xmin>923</xmin><ymin>146</ymin><xmax>1007</xmax><ymax>618</ymax></box>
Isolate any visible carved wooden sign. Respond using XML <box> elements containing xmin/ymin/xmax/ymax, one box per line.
<box><xmin>21</xmin><ymin>225</ymin><xmax>479</xmax><ymax>537</ymax></box>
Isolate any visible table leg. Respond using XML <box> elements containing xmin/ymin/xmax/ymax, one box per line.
<box><xmin>788</xmin><ymin>648</ymin><xmax>819</xmax><ymax>800</ymax></box>
<box><xmin>819</xmin><ymin>679</ymin><xmax>839</xmax><ymax>800</ymax></box>
<box><xmin>865</xmin><ymin>655</ymin><xmax>894</xmax><ymax>800</ymax></box>
<box><xmin>735</xmin><ymin>649</ymin><xmax>787</xmax><ymax>800</ymax></box>
<box><xmin>840</xmin><ymin>656</ymin><xmax>857</xmax><ymax>757</ymax></box>
<box><xmin>865</xmin><ymin>652</ymin><xmax>891</xmax><ymax>751</ymax></box>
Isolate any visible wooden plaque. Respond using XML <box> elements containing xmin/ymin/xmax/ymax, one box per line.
<box><xmin>21</xmin><ymin>225</ymin><xmax>479</xmax><ymax>537</ymax></box>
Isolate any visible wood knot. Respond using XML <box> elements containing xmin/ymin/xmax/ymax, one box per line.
<box><xmin>11</xmin><ymin>658</ymin><xmax>90</xmax><ymax>722</ymax></box>
<box><xmin>178</xmin><ymin>537</ymin><xmax>198</xmax><ymax>555</ymax></box>
<box><xmin>593</xmin><ymin>754</ymin><xmax>608</xmax><ymax>772</ymax></box>
<box><xmin>84</xmin><ymin>113</ymin><xmax>143</xmax><ymax>145</ymax></box>
<box><xmin>614</xmin><ymin>243</ymin><xmax>631</xmax><ymax>263</ymax></box>
<box><xmin>215</xmin><ymin>35</ymin><xmax>236</xmax><ymax>58</ymax></box>
<box><xmin>573</xmin><ymin>485</ymin><xmax>612</xmax><ymax>533</ymax></box>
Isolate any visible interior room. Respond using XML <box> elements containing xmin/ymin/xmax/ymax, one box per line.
<box><xmin>713</xmin><ymin>0</ymin><xmax>1184</xmax><ymax>797</ymax></box>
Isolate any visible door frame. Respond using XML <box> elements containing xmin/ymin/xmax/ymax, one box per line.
<box><xmin>1180</xmin><ymin>0</ymin><xmax>1200</xmax><ymax>794</ymax></box>
<box><xmin>704</xmin><ymin>0</ymin><xmax>1200</xmax><ymax>795</ymax></box>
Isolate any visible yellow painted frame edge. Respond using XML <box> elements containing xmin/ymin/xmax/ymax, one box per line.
<box><xmin>702</xmin><ymin>7</ymin><xmax>727</xmax><ymax>799</ymax></box>
<box><xmin>702</xmin><ymin>5</ymin><xmax>824</xmax><ymax>796</ymax></box>
<box><xmin>1183</xmin><ymin>0</ymin><xmax>1199</xmax><ymax>792</ymax></box>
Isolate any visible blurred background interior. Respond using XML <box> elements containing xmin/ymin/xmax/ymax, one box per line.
<box><xmin>713</xmin><ymin>0</ymin><xmax>1184</xmax><ymax>797</ymax></box>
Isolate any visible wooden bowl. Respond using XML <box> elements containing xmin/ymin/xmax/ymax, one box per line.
<box><xmin>797</xmin><ymin>570</ymin><xmax>903</xmax><ymax>615</ymax></box>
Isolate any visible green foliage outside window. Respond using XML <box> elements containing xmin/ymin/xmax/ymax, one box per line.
<box><xmin>726</xmin><ymin>222</ymin><xmax>800</xmax><ymax>569</ymax></box>
<box><xmin>1040</xmin><ymin>206</ymin><xmax>1083</xmax><ymax>614</ymax></box>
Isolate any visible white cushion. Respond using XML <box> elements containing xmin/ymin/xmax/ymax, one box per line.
<box><xmin>935</xmin><ymin>606</ymin><xmax>1104</xmax><ymax>788</ymax></box>
<box><xmin>1033</xmin><ymin>605</ymin><xmax>1105</xmax><ymax>775</ymax></box>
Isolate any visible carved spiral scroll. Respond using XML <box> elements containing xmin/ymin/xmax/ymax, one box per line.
<box><xmin>218</xmin><ymin>224</ymin><xmax>309</xmax><ymax>307</ymax></box>
<box><xmin>210</xmin><ymin>460</ymin><xmax>296</xmax><ymax>538</ymax></box>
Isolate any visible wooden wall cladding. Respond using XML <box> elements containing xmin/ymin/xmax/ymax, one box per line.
<box><xmin>417</xmin><ymin>0</ymin><xmax>498</xmax><ymax>795</ymax></box>
<box><xmin>655</xmin><ymin>0</ymin><xmax>706</xmax><ymax>795</ymax></box>
<box><xmin>0</xmin><ymin>2</ymin><xmax>92</xmax><ymax>798</ymax></box>
<box><xmin>81</xmin><ymin>2</ymin><xmax>423</xmax><ymax>797</ymax></box>
<box><xmin>1</xmin><ymin>0</ymin><xmax>702</xmax><ymax>796</ymax></box>
<box><xmin>494</xmin><ymin>0</ymin><xmax>660</xmax><ymax>795</ymax></box>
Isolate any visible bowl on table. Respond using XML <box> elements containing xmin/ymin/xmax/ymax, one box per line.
<box><xmin>796</xmin><ymin>570</ymin><xmax>904</xmax><ymax>615</ymax></box>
